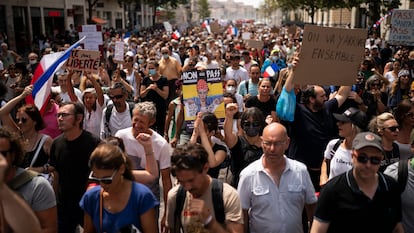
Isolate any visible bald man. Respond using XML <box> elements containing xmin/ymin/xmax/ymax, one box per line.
<box><xmin>237</xmin><ymin>123</ymin><xmax>317</xmax><ymax>233</ymax></box>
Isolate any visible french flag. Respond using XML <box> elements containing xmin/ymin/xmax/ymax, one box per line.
<box><xmin>26</xmin><ymin>37</ymin><xmax>85</xmax><ymax>114</ymax></box>
<box><xmin>263</xmin><ymin>63</ymin><xmax>280</xmax><ymax>78</ymax></box>
<box><xmin>171</xmin><ymin>30</ymin><xmax>181</xmax><ymax>40</ymax></box>
<box><xmin>227</xmin><ymin>25</ymin><xmax>238</xmax><ymax>36</ymax></box>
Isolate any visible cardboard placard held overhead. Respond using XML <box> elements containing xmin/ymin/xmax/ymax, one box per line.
<box><xmin>245</xmin><ymin>39</ymin><xmax>264</xmax><ymax>50</ymax></box>
<box><xmin>113</xmin><ymin>41</ymin><xmax>125</xmax><ymax>63</ymax></box>
<box><xmin>65</xmin><ymin>49</ymin><xmax>101</xmax><ymax>73</ymax></box>
<box><xmin>294</xmin><ymin>25</ymin><xmax>367</xmax><ymax>86</ymax></box>
<box><xmin>210</xmin><ymin>21</ymin><xmax>221</xmax><ymax>34</ymax></box>
<box><xmin>388</xmin><ymin>10</ymin><xmax>414</xmax><ymax>46</ymax></box>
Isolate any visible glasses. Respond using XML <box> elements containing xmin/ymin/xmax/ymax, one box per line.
<box><xmin>109</xmin><ymin>94</ymin><xmax>124</xmax><ymax>100</ymax></box>
<box><xmin>15</xmin><ymin>117</ymin><xmax>28</xmax><ymax>124</ymax></box>
<box><xmin>56</xmin><ymin>112</ymin><xmax>74</xmax><ymax>118</ymax></box>
<box><xmin>88</xmin><ymin>170</ymin><xmax>118</xmax><ymax>184</ymax></box>
<box><xmin>405</xmin><ymin>112</ymin><xmax>414</xmax><ymax>118</ymax></box>
<box><xmin>125</xmin><ymin>59</ymin><xmax>133</xmax><ymax>62</ymax></box>
<box><xmin>371</xmin><ymin>83</ymin><xmax>380</xmax><ymax>87</ymax></box>
<box><xmin>356</xmin><ymin>153</ymin><xmax>382</xmax><ymax>165</ymax></box>
<box><xmin>383</xmin><ymin>126</ymin><xmax>399</xmax><ymax>132</ymax></box>
<box><xmin>243</xmin><ymin>121</ymin><xmax>260</xmax><ymax>128</ymax></box>
<box><xmin>262</xmin><ymin>140</ymin><xmax>286</xmax><ymax>147</ymax></box>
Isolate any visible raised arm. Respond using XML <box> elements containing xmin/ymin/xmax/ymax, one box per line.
<box><xmin>224</xmin><ymin>103</ymin><xmax>239</xmax><ymax>149</ymax></box>
<box><xmin>134</xmin><ymin>133</ymin><xmax>159</xmax><ymax>183</ymax></box>
<box><xmin>87</xmin><ymin>73</ymin><xmax>104</xmax><ymax>106</ymax></box>
<box><xmin>66</xmin><ymin>70</ymin><xmax>79</xmax><ymax>102</ymax></box>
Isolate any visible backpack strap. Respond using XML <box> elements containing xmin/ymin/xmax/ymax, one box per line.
<box><xmin>104</xmin><ymin>104</ymin><xmax>114</xmax><ymax>134</ymax></box>
<box><xmin>398</xmin><ymin>159</ymin><xmax>409</xmax><ymax>193</ymax></box>
<box><xmin>245</xmin><ymin>80</ymin><xmax>249</xmax><ymax>95</ymax></box>
<box><xmin>211</xmin><ymin>178</ymin><xmax>225</xmax><ymax>224</ymax></box>
<box><xmin>327</xmin><ymin>138</ymin><xmax>343</xmax><ymax>175</ymax></box>
<box><xmin>8</xmin><ymin>170</ymin><xmax>38</xmax><ymax>190</ymax></box>
<box><xmin>174</xmin><ymin>185</ymin><xmax>186</xmax><ymax>233</ymax></box>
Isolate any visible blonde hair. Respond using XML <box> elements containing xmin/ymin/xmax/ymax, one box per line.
<box><xmin>368</xmin><ymin>112</ymin><xmax>395</xmax><ymax>135</ymax></box>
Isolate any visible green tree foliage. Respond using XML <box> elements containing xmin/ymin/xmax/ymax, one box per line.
<box><xmin>198</xmin><ymin>0</ymin><xmax>211</xmax><ymax>19</ymax></box>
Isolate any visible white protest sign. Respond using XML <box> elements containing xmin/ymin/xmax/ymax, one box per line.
<box><xmin>65</xmin><ymin>49</ymin><xmax>101</xmax><ymax>73</ymax></box>
<box><xmin>114</xmin><ymin>41</ymin><xmax>125</xmax><ymax>63</ymax></box>
<box><xmin>388</xmin><ymin>10</ymin><xmax>414</xmax><ymax>46</ymax></box>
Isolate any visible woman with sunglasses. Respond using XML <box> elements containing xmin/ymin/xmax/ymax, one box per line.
<box><xmin>388</xmin><ymin>69</ymin><xmax>412</xmax><ymax>110</ymax></box>
<box><xmin>319</xmin><ymin>107</ymin><xmax>367</xmax><ymax>187</ymax></box>
<box><xmin>368</xmin><ymin>112</ymin><xmax>400</xmax><ymax>172</ymax></box>
<box><xmin>361</xmin><ymin>75</ymin><xmax>388</xmax><ymax>120</ymax></box>
<box><xmin>393</xmin><ymin>99</ymin><xmax>414</xmax><ymax>160</ymax></box>
<box><xmin>16</xmin><ymin>104</ymin><xmax>53</xmax><ymax>174</ymax></box>
<box><xmin>80</xmin><ymin>142</ymin><xmax>159</xmax><ymax>233</ymax></box>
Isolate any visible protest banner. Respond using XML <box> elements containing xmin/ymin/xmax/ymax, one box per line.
<box><xmin>295</xmin><ymin>25</ymin><xmax>367</xmax><ymax>85</ymax></box>
<box><xmin>245</xmin><ymin>39</ymin><xmax>264</xmax><ymax>50</ymax></box>
<box><xmin>388</xmin><ymin>9</ymin><xmax>414</xmax><ymax>46</ymax></box>
<box><xmin>65</xmin><ymin>49</ymin><xmax>100</xmax><ymax>73</ymax></box>
<box><xmin>181</xmin><ymin>68</ymin><xmax>224</xmax><ymax>129</ymax></box>
<box><xmin>113</xmin><ymin>41</ymin><xmax>125</xmax><ymax>63</ymax></box>
<box><xmin>78</xmin><ymin>24</ymin><xmax>103</xmax><ymax>51</ymax></box>
<box><xmin>210</xmin><ymin>21</ymin><xmax>221</xmax><ymax>34</ymax></box>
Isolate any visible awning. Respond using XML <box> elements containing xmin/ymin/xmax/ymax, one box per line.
<box><xmin>91</xmin><ymin>17</ymin><xmax>107</xmax><ymax>25</ymax></box>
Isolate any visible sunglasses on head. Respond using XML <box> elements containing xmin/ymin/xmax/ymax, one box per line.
<box><xmin>356</xmin><ymin>153</ymin><xmax>382</xmax><ymax>165</ymax></box>
<box><xmin>110</xmin><ymin>94</ymin><xmax>124</xmax><ymax>100</ymax></box>
<box><xmin>243</xmin><ymin>121</ymin><xmax>260</xmax><ymax>128</ymax></box>
<box><xmin>15</xmin><ymin>117</ymin><xmax>28</xmax><ymax>124</ymax></box>
<box><xmin>383</xmin><ymin>126</ymin><xmax>399</xmax><ymax>132</ymax></box>
<box><xmin>88</xmin><ymin>170</ymin><xmax>117</xmax><ymax>185</ymax></box>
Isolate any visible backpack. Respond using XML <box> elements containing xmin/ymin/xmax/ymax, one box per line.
<box><xmin>173</xmin><ymin>178</ymin><xmax>224</xmax><ymax>233</ymax></box>
<box><xmin>326</xmin><ymin>138</ymin><xmax>344</xmax><ymax>175</ymax></box>
<box><xmin>397</xmin><ymin>159</ymin><xmax>409</xmax><ymax>193</ymax></box>
<box><xmin>104</xmin><ymin>102</ymin><xmax>135</xmax><ymax>135</ymax></box>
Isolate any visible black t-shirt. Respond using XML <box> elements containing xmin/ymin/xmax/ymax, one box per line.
<box><xmin>229</xmin><ymin>136</ymin><xmax>263</xmax><ymax>187</ymax></box>
<box><xmin>142</xmin><ymin>76</ymin><xmax>168</xmax><ymax>111</ymax></box>
<box><xmin>49</xmin><ymin>131</ymin><xmax>101</xmax><ymax>210</ymax></box>
<box><xmin>380</xmin><ymin>142</ymin><xmax>400</xmax><ymax>172</ymax></box>
<box><xmin>287</xmin><ymin>99</ymin><xmax>338</xmax><ymax>169</ymax></box>
<box><xmin>207</xmin><ymin>143</ymin><xmax>227</xmax><ymax>179</ymax></box>
<box><xmin>245</xmin><ymin>96</ymin><xmax>276</xmax><ymax>117</ymax></box>
<box><xmin>315</xmin><ymin>169</ymin><xmax>401</xmax><ymax>233</ymax></box>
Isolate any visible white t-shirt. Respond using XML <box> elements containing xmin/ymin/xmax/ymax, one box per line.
<box><xmin>224</xmin><ymin>67</ymin><xmax>249</xmax><ymax>86</ymax></box>
<box><xmin>324</xmin><ymin>138</ymin><xmax>353</xmax><ymax>180</ymax></box>
<box><xmin>51</xmin><ymin>86</ymin><xmax>83</xmax><ymax>103</ymax></box>
<box><xmin>100</xmin><ymin>103</ymin><xmax>132</xmax><ymax>139</ymax></box>
<box><xmin>83</xmin><ymin>99</ymin><xmax>104</xmax><ymax>138</ymax></box>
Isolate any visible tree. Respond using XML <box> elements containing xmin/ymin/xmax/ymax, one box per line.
<box><xmin>87</xmin><ymin>0</ymin><xmax>100</xmax><ymax>24</ymax></box>
<box><xmin>198</xmin><ymin>0</ymin><xmax>211</xmax><ymax>20</ymax></box>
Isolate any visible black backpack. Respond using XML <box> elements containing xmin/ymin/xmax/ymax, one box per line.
<box><xmin>104</xmin><ymin>102</ymin><xmax>135</xmax><ymax>135</ymax></box>
<box><xmin>397</xmin><ymin>159</ymin><xmax>409</xmax><ymax>193</ymax></box>
<box><xmin>173</xmin><ymin>178</ymin><xmax>225</xmax><ymax>233</ymax></box>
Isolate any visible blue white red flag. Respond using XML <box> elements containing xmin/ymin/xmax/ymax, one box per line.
<box><xmin>26</xmin><ymin>37</ymin><xmax>85</xmax><ymax>114</ymax></box>
<box><xmin>263</xmin><ymin>63</ymin><xmax>280</xmax><ymax>78</ymax></box>
<box><xmin>227</xmin><ymin>25</ymin><xmax>238</xmax><ymax>36</ymax></box>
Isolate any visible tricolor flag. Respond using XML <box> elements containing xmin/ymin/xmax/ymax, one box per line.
<box><xmin>202</xmin><ymin>20</ymin><xmax>211</xmax><ymax>34</ymax></box>
<box><xmin>227</xmin><ymin>25</ymin><xmax>238</xmax><ymax>36</ymax></box>
<box><xmin>26</xmin><ymin>37</ymin><xmax>85</xmax><ymax>114</ymax></box>
<box><xmin>263</xmin><ymin>63</ymin><xmax>280</xmax><ymax>78</ymax></box>
<box><xmin>172</xmin><ymin>30</ymin><xmax>181</xmax><ymax>40</ymax></box>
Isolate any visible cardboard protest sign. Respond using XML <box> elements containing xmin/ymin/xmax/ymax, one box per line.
<box><xmin>242</xmin><ymin>32</ymin><xmax>252</xmax><ymax>40</ymax></box>
<box><xmin>181</xmin><ymin>68</ymin><xmax>224</xmax><ymax>130</ymax></box>
<box><xmin>295</xmin><ymin>25</ymin><xmax>367</xmax><ymax>85</ymax></box>
<box><xmin>65</xmin><ymin>49</ymin><xmax>101</xmax><ymax>73</ymax></box>
<box><xmin>113</xmin><ymin>41</ymin><xmax>125</xmax><ymax>63</ymax></box>
<box><xmin>388</xmin><ymin>10</ymin><xmax>414</xmax><ymax>46</ymax></box>
<box><xmin>210</xmin><ymin>21</ymin><xmax>221</xmax><ymax>34</ymax></box>
<box><xmin>245</xmin><ymin>39</ymin><xmax>264</xmax><ymax>50</ymax></box>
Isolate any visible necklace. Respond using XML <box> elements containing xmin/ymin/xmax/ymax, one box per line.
<box><xmin>22</xmin><ymin>132</ymin><xmax>40</xmax><ymax>151</ymax></box>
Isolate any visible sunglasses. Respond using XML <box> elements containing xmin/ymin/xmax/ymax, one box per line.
<box><xmin>16</xmin><ymin>117</ymin><xmax>28</xmax><ymax>124</ymax></box>
<box><xmin>243</xmin><ymin>121</ymin><xmax>260</xmax><ymax>128</ymax></box>
<box><xmin>88</xmin><ymin>170</ymin><xmax>118</xmax><ymax>185</ymax></box>
<box><xmin>356</xmin><ymin>153</ymin><xmax>382</xmax><ymax>165</ymax></box>
<box><xmin>109</xmin><ymin>94</ymin><xmax>124</xmax><ymax>100</ymax></box>
<box><xmin>383</xmin><ymin>126</ymin><xmax>399</xmax><ymax>132</ymax></box>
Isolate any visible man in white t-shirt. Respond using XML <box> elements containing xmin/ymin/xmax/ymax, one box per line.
<box><xmin>51</xmin><ymin>71</ymin><xmax>82</xmax><ymax>103</ymax></box>
<box><xmin>224</xmin><ymin>53</ymin><xmax>249</xmax><ymax>86</ymax></box>
<box><xmin>115</xmin><ymin>101</ymin><xmax>172</xmax><ymax>232</ymax></box>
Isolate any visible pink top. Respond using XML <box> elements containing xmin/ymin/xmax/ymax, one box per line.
<box><xmin>40</xmin><ymin>103</ymin><xmax>61</xmax><ymax>139</ymax></box>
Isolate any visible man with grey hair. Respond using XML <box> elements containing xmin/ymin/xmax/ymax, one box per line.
<box><xmin>115</xmin><ymin>101</ymin><xmax>173</xmax><ymax>232</ymax></box>
<box><xmin>100</xmin><ymin>82</ymin><xmax>133</xmax><ymax>139</ymax></box>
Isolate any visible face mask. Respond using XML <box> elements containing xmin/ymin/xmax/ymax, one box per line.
<box><xmin>226</xmin><ymin>86</ymin><xmax>236</xmax><ymax>94</ymax></box>
<box><xmin>272</xmin><ymin>56</ymin><xmax>278</xmax><ymax>61</ymax></box>
<box><xmin>162</xmin><ymin>54</ymin><xmax>169</xmax><ymax>59</ymax></box>
<box><xmin>149</xmin><ymin>69</ymin><xmax>157</xmax><ymax>76</ymax></box>
<box><xmin>138</xmin><ymin>59</ymin><xmax>144</xmax><ymax>64</ymax></box>
<box><xmin>245</xmin><ymin>126</ymin><xmax>261</xmax><ymax>137</ymax></box>
<box><xmin>29</xmin><ymin>59</ymin><xmax>37</xmax><ymax>65</ymax></box>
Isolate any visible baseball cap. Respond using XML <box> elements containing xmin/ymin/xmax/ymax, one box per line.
<box><xmin>125</xmin><ymin>51</ymin><xmax>134</xmax><ymax>57</ymax></box>
<box><xmin>191</xmin><ymin>44</ymin><xmax>200</xmax><ymax>51</ymax></box>
<box><xmin>352</xmin><ymin>132</ymin><xmax>385</xmax><ymax>155</ymax></box>
<box><xmin>333</xmin><ymin>107</ymin><xmax>367</xmax><ymax>130</ymax></box>
<box><xmin>398</xmin><ymin>69</ymin><xmax>410</xmax><ymax>78</ymax></box>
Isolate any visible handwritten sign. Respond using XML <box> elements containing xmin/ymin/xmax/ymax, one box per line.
<box><xmin>113</xmin><ymin>41</ymin><xmax>125</xmax><ymax>63</ymax></box>
<box><xmin>245</xmin><ymin>39</ymin><xmax>264</xmax><ymax>50</ymax></box>
<box><xmin>388</xmin><ymin>10</ymin><xmax>414</xmax><ymax>46</ymax></box>
<box><xmin>210</xmin><ymin>21</ymin><xmax>221</xmax><ymax>34</ymax></box>
<box><xmin>66</xmin><ymin>49</ymin><xmax>100</xmax><ymax>73</ymax></box>
<box><xmin>295</xmin><ymin>25</ymin><xmax>367</xmax><ymax>85</ymax></box>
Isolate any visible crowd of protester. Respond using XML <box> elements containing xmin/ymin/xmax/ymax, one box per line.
<box><xmin>0</xmin><ymin>22</ymin><xmax>413</xmax><ymax>233</ymax></box>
